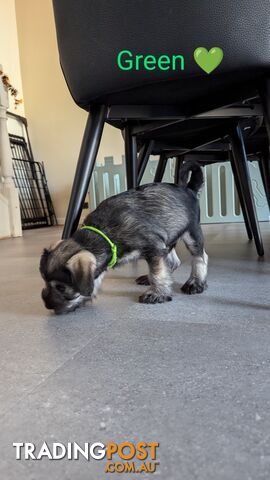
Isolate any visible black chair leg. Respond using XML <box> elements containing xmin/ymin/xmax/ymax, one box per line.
<box><xmin>229</xmin><ymin>153</ymin><xmax>253</xmax><ymax>240</ymax></box>
<box><xmin>260</xmin><ymin>77</ymin><xmax>270</xmax><ymax>140</ymax></box>
<box><xmin>174</xmin><ymin>155</ymin><xmax>183</xmax><ymax>185</ymax></box>
<box><xmin>154</xmin><ymin>152</ymin><xmax>168</xmax><ymax>182</ymax></box>
<box><xmin>62</xmin><ymin>105</ymin><xmax>107</xmax><ymax>239</ymax></box>
<box><xmin>137</xmin><ymin>140</ymin><xmax>154</xmax><ymax>185</ymax></box>
<box><xmin>124</xmin><ymin>125</ymin><xmax>137</xmax><ymax>189</ymax></box>
<box><xmin>259</xmin><ymin>152</ymin><xmax>270</xmax><ymax>211</ymax></box>
<box><xmin>230</xmin><ymin>124</ymin><xmax>264</xmax><ymax>256</ymax></box>
<box><xmin>259</xmin><ymin>77</ymin><xmax>270</xmax><ymax>210</ymax></box>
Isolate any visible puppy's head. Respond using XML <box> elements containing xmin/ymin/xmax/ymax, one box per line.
<box><xmin>39</xmin><ymin>239</ymin><xmax>96</xmax><ymax>314</ymax></box>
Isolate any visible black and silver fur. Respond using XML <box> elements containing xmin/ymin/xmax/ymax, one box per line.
<box><xmin>40</xmin><ymin>161</ymin><xmax>208</xmax><ymax>314</ymax></box>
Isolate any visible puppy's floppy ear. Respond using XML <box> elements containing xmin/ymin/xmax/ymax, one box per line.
<box><xmin>66</xmin><ymin>250</ymin><xmax>96</xmax><ymax>296</ymax></box>
<box><xmin>39</xmin><ymin>248</ymin><xmax>51</xmax><ymax>278</ymax></box>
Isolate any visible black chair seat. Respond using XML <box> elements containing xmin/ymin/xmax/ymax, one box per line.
<box><xmin>53</xmin><ymin>0</ymin><xmax>270</xmax><ymax>112</ymax></box>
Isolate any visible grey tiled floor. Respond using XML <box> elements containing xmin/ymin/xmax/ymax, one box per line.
<box><xmin>0</xmin><ymin>223</ymin><xmax>270</xmax><ymax>480</ymax></box>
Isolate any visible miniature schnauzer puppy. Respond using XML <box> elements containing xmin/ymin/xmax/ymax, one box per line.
<box><xmin>40</xmin><ymin>161</ymin><xmax>208</xmax><ymax>314</ymax></box>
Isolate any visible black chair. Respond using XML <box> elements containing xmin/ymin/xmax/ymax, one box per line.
<box><xmin>180</xmin><ymin>130</ymin><xmax>270</xmax><ymax>247</ymax></box>
<box><xmin>173</xmin><ymin>125</ymin><xmax>270</xmax><ymax>211</ymax></box>
<box><xmin>146</xmin><ymin>121</ymin><xmax>270</xmax><ymax>209</ymax></box>
<box><xmin>52</xmin><ymin>0</ymin><xmax>270</xmax><ymax>240</ymax></box>
<box><xmin>135</xmin><ymin>116</ymin><xmax>268</xmax><ymax>256</ymax></box>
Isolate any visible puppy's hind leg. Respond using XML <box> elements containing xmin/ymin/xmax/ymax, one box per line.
<box><xmin>139</xmin><ymin>256</ymin><xmax>173</xmax><ymax>304</ymax></box>
<box><xmin>136</xmin><ymin>247</ymin><xmax>180</xmax><ymax>286</ymax></box>
<box><xmin>181</xmin><ymin>226</ymin><xmax>208</xmax><ymax>295</ymax></box>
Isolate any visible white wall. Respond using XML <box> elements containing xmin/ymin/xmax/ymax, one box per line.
<box><xmin>0</xmin><ymin>0</ymin><xmax>24</xmax><ymax>116</ymax></box>
<box><xmin>15</xmin><ymin>0</ymin><xmax>124</xmax><ymax>224</ymax></box>
<box><xmin>0</xmin><ymin>0</ymin><xmax>23</xmax><ymax>238</ymax></box>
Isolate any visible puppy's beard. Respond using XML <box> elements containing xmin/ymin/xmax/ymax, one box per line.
<box><xmin>57</xmin><ymin>274</ymin><xmax>105</xmax><ymax>313</ymax></box>
<box><xmin>55</xmin><ymin>294</ymin><xmax>90</xmax><ymax>315</ymax></box>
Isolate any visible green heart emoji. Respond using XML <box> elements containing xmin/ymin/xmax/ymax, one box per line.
<box><xmin>194</xmin><ymin>47</ymin><xmax>223</xmax><ymax>74</ymax></box>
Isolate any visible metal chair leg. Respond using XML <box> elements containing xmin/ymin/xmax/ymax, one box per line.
<box><xmin>137</xmin><ymin>140</ymin><xmax>154</xmax><ymax>185</ymax></box>
<box><xmin>230</xmin><ymin>124</ymin><xmax>264</xmax><ymax>256</ymax></box>
<box><xmin>176</xmin><ymin>151</ymin><xmax>253</xmax><ymax>240</ymax></box>
<box><xmin>154</xmin><ymin>152</ymin><xmax>167</xmax><ymax>182</ymax></box>
<box><xmin>260</xmin><ymin>77</ymin><xmax>270</xmax><ymax>140</ymax></box>
<box><xmin>62</xmin><ymin>105</ymin><xmax>107</xmax><ymax>239</ymax></box>
<box><xmin>174</xmin><ymin>155</ymin><xmax>183</xmax><ymax>185</ymax></box>
<box><xmin>229</xmin><ymin>152</ymin><xmax>253</xmax><ymax>240</ymax></box>
<box><xmin>124</xmin><ymin>125</ymin><xmax>137</xmax><ymax>189</ymax></box>
<box><xmin>259</xmin><ymin>78</ymin><xmax>270</xmax><ymax>210</ymax></box>
<box><xmin>259</xmin><ymin>152</ymin><xmax>270</xmax><ymax>211</ymax></box>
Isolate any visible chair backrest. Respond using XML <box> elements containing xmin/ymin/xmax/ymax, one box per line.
<box><xmin>53</xmin><ymin>0</ymin><xmax>270</xmax><ymax>109</ymax></box>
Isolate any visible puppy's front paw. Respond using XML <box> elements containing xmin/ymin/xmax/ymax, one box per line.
<box><xmin>181</xmin><ymin>278</ymin><xmax>207</xmax><ymax>295</ymax></box>
<box><xmin>136</xmin><ymin>275</ymin><xmax>150</xmax><ymax>285</ymax></box>
<box><xmin>139</xmin><ymin>290</ymin><xmax>172</xmax><ymax>304</ymax></box>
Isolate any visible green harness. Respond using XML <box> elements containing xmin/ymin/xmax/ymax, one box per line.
<box><xmin>81</xmin><ymin>225</ymin><xmax>118</xmax><ymax>268</ymax></box>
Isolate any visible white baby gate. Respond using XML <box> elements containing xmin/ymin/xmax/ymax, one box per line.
<box><xmin>89</xmin><ymin>156</ymin><xmax>269</xmax><ymax>224</ymax></box>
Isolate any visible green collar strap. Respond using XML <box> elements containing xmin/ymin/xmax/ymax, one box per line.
<box><xmin>81</xmin><ymin>225</ymin><xmax>118</xmax><ymax>268</ymax></box>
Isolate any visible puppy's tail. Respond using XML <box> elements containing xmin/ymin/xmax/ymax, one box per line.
<box><xmin>178</xmin><ymin>160</ymin><xmax>204</xmax><ymax>194</ymax></box>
